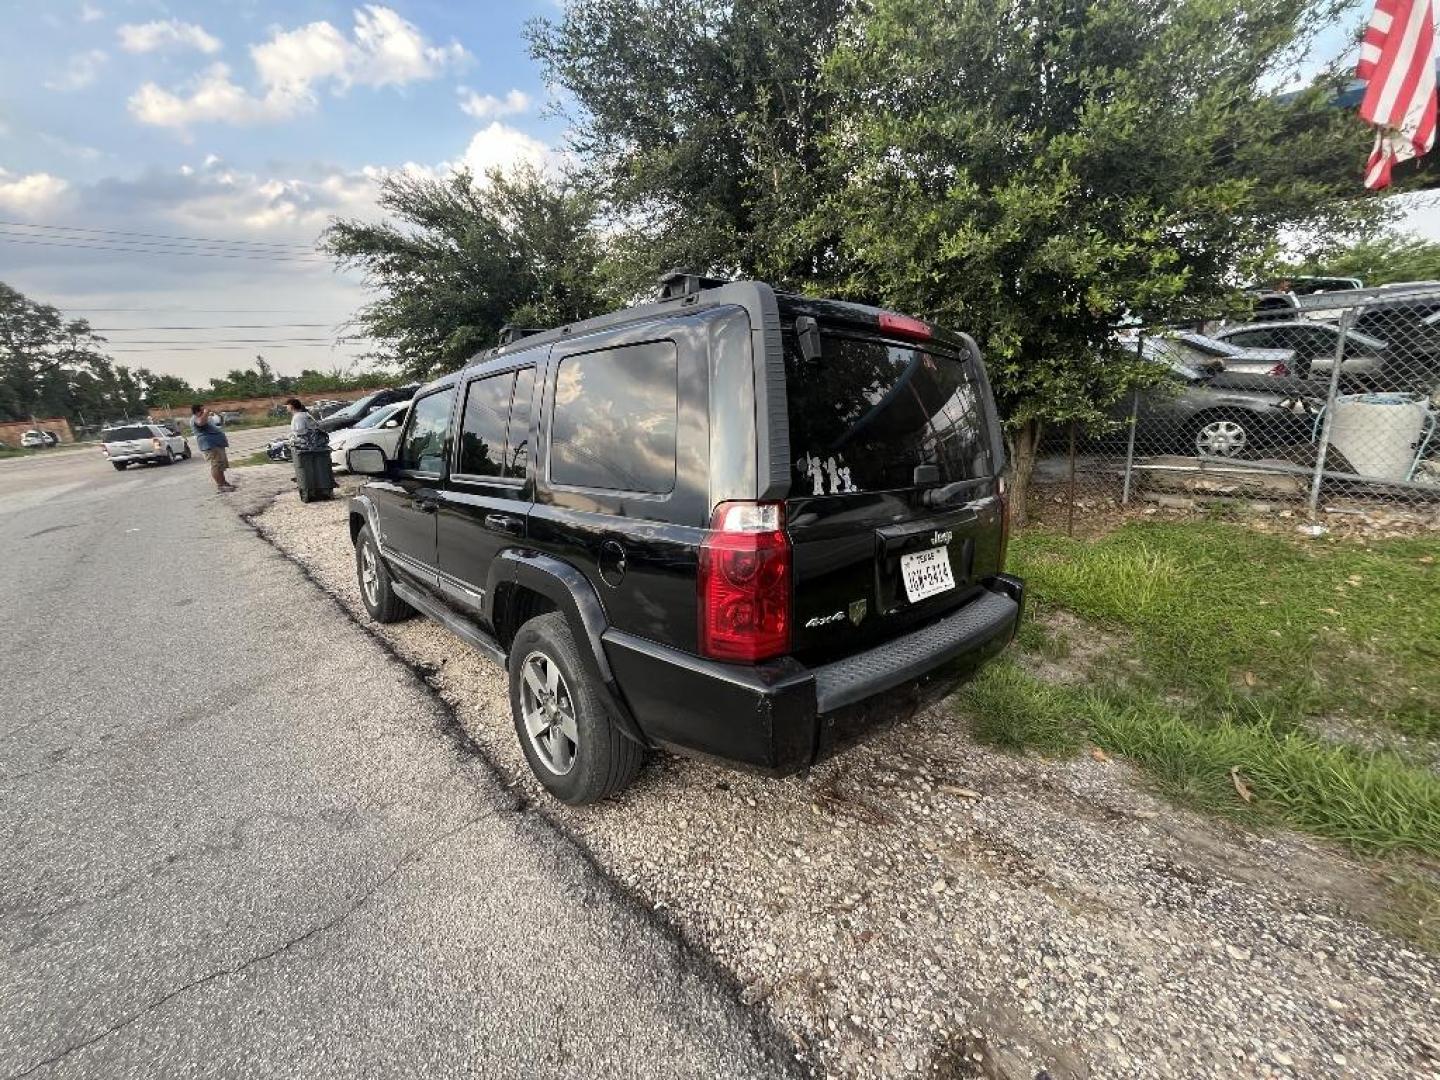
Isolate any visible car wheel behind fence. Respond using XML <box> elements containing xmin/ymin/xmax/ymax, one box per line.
<box><xmin>507</xmin><ymin>612</ymin><xmax>645</xmax><ymax>805</ymax></box>
<box><xmin>1191</xmin><ymin>413</ymin><xmax>1251</xmax><ymax>458</ymax></box>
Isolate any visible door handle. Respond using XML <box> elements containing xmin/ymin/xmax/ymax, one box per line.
<box><xmin>485</xmin><ymin>513</ymin><xmax>523</xmax><ymax>535</ymax></box>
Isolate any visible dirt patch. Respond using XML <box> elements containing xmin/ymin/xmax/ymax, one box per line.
<box><xmin>249</xmin><ymin>487</ymin><xmax>1440</xmax><ymax>1079</ymax></box>
<box><xmin>1025</xmin><ymin>481</ymin><xmax>1440</xmax><ymax>540</ymax></box>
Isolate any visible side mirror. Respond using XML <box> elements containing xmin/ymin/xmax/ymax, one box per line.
<box><xmin>348</xmin><ymin>444</ymin><xmax>388</xmax><ymax>476</ymax></box>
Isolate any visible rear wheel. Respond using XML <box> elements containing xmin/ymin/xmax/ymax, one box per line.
<box><xmin>1191</xmin><ymin>413</ymin><xmax>1254</xmax><ymax>458</ymax></box>
<box><xmin>182</xmin><ymin>443</ymin><xmax>192</xmax><ymax>459</ymax></box>
<box><xmin>508</xmin><ymin>612</ymin><xmax>645</xmax><ymax>805</ymax></box>
<box><xmin>355</xmin><ymin>524</ymin><xmax>411</xmax><ymax>623</ymax></box>
<box><xmin>112</xmin><ymin>462</ymin><xmax>126</xmax><ymax>471</ymax></box>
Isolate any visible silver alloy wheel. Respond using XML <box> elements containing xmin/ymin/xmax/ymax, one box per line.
<box><xmin>519</xmin><ymin>650</ymin><xmax>579</xmax><ymax>776</ymax></box>
<box><xmin>1195</xmin><ymin>418</ymin><xmax>1247</xmax><ymax>458</ymax></box>
<box><xmin>360</xmin><ymin>542</ymin><xmax>380</xmax><ymax>608</ymax></box>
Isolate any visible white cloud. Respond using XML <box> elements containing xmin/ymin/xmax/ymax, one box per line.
<box><xmin>46</xmin><ymin>50</ymin><xmax>107</xmax><ymax>92</ymax></box>
<box><xmin>128</xmin><ymin>64</ymin><xmax>302</xmax><ymax>137</ymax></box>
<box><xmin>37</xmin><ymin>132</ymin><xmax>103</xmax><ymax>162</ymax></box>
<box><xmin>118</xmin><ymin>19</ymin><xmax>222</xmax><ymax>55</ymax></box>
<box><xmin>0</xmin><ymin>168</ymin><xmax>71</xmax><ymax>215</ymax></box>
<box><xmin>80</xmin><ymin>4</ymin><xmax>104</xmax><ymax>23</ymax></box>
<box><xmin>251</xmin><ymin>4</ymin><xmax>466</xmax><ymax>97</ymax></box>
<box><xmin>458</xmin><ymin>87</ymin><xmax>531</xmax><ymax>120</ymax></box>
<box><xmin>458</xmin><ymin>122</ymin><xmax>553</xmax><ymax>177</ymax></box>
<box><xmin>131</xmin><ymin>6</ymin><xmax>466</xmax><ymax>135</ymax></box>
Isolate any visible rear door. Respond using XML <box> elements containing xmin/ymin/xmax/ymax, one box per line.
<box><xmin>435</xmin><ymin>357</ymin><xmax>539</xmax><ymax>619</ymax></box>
<box><xmin>780</xmin><ymin>317</ymin><xmax>1005</xmax><ymax>662</ymax></box>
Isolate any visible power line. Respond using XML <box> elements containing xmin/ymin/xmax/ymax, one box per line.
<box><xmin>75</xmin><ymin>307</ymin><xmax>322</xmax><ymax>313</ymax></box>
<box><xmin>106</xmin><ymin>343</ymin><xmax>351</xmax><ymax>353</ymax></box>
<box><xmin>0</xmin><ymin>234</ymin><xmax>329</xmax><ymax>264</ymax></box>
<box><xmin>0</xmin><ymin>219</ymin><xmax>318</xmax><ymax>253</ymax></box>
<box><xmin>92</xmin><ymin>323</ymin><xmax>335</xmax><ymax>331</ymax></box>
<box><xmin>97</xmin><ymin>337</ymin><xmax>338</xmax><ymax>344</ymax></box>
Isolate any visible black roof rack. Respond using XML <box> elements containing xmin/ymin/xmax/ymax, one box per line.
<box><xmin>657</xmin><ymin>268</ymin><xmax>730</xmax><ymax>300</ymax></box>
<box><xmin>497</xmin><ymin>324</ymin><xmax>546</xmax><ymax>346</ymax></box>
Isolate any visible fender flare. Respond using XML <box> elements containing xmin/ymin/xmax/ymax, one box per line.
<box><xmin>492</xmin><ymin>549</ymin><xmax>648</xmax><ymax>747</ymax></box>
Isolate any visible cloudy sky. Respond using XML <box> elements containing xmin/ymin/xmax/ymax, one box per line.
<box><xmin>0</xmin><ymin>1</ymin><xmax>564</xmax><ymax>384</ymax></box>
<box><xmin>3</xmin><ymin>1</ymin><xmax>1440</xmax><ymax>386</ymax></box>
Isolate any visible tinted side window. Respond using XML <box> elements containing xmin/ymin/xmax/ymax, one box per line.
<box><xmin>458</xmin><ymin>374</ymin><xmax>513</xmax><ymax>477</ymax></box>
<box><xmin>398</xmin><ymin>388</ymin><xmax>454</xmax><ymax>474</ymax></box>
<box><xmin>550</xmin><ymin>342</ymin><xmax>677</xmax><ymax>493</ymax></box>
<box><xmin>1224</xmin><ymin>329</ymin><xmax>1269</xmax><ymax>348</ymax></box>
<box><xmin>506</xmin><ymin>367</ymin><xmax>534</xmax><ymax>478</ymax></box>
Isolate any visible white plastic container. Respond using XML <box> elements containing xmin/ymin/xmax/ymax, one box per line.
<box><xmin>1326</xmin><ymin>393</ymin><xmax>1429</xmax><ymax>480</ymax></box>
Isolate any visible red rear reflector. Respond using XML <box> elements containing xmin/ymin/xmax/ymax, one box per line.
<box><xmin>1269</xmin><ymin>362</ymin><xmax>1289</xmax><ymax>377</ymax></box>
<box><xmin>878</xmin><ymin>312</ymin><xmax>932</xmax><ymax>341</ymax></box>
<box><xmin>698</xmin><ymin>502</ymin><xmax>791</xmax><ymax>663</ymax></box>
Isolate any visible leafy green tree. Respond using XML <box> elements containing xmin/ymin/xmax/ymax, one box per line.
<box><xmin>1281</xmin><ymin>229</ymin><xmax>1440</xmax><ymax>286</ymax></box>
<box><xmin>321</xmin><ymin>166</ymin><xmax>617</xmax><ymax>379</ymax></box>
<box><xmin>533</xmin><ymin>0</ymin><xmax>1382</xmax><ymax>516</ymax></box>
<box><xmin>529</xmin><ymin>0</ymin><xmax>848</xmax><ymax>293</ymax></box>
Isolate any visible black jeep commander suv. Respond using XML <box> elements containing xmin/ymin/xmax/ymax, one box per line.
<box><xmin>345</xmin><ymin>273</ymin><xmax>1024</xmax><ymax>804</ymax></box>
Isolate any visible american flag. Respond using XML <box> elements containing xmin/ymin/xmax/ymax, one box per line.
<box><xmin>1356</xmin><ymin>0</ymin><xmax>1438</xmax><ymax>189</ymax></box>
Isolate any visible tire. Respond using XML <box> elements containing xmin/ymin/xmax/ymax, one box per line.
<box><xmin>182</xmin><ymin>443</ymin><xmax>192</xmax><ymax>460</ymax></box>
<box><xmin>508</xmin><ymin>612</ymin><xmax>645</xmax><ymax>805</ymax></box>
<box><xmin>1190</xmin><ymin>411</ymin><xmax>1256</xmax><ymax>459</ymax></box>
<box><xmin>355</xmin><ymin>524</ymin><xmax>411</xmax><ymax>623</ymax></box>
<box><xmin>162</xmin><ymin>449</ymin><xmax>176</xmax><ymax>465</ymax></box>
<box><xmin>112</xmin><ymin>462</ymin><xmax>126</xmax><ymax>471</ymax></box>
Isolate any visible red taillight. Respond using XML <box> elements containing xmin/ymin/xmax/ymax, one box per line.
<box><xmin>151</xmin><ymin>437</ymin><xmax>163</xmax><ymax>450</ymax></box>
<box><xmin>698</xmin><ymin>501</ymin><xmax>791</xmax><ymax>663</ymax></box>
<box><xmin>878</xmin><ymin>311</ymin><xmax>932</xmax><ymax>341</ymax></box>
<box><xmin>1269</xmin><ymin>361</ymin><xmax>1290</xmax><ymax>377</ymax></box>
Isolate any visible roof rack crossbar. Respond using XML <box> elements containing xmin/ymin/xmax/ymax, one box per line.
<box><xmin>657</xmin><ymin>268</ymin><xmax>730</xmax><ymax>300</ymax></box>
<box><xmin>497</xmin><ymin>324</ymin><xmax>546</xmax><ymax>346</ymax></box>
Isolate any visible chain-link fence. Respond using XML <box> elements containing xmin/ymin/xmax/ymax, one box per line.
<box><xmin>1031</xmin><ymin>283</ymin><xmax>1440</xmax><ymax>527</ymax></box>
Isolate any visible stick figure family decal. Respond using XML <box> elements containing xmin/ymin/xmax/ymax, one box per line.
<box><xmin>798</xmin><ymin>453</ymin><xmax>858</xmax><ymax>496</ymax></box>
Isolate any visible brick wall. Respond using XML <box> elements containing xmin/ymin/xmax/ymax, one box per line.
<box><xmin>0</xmin><ymin>418</ymin><xmax>76</xmax><ymax>446</ymax></box>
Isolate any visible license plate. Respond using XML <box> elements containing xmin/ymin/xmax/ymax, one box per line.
<box><xmin>900</xmin><ymin>546</ymin><xmax>955</xmax><ymax>603</ymax></box>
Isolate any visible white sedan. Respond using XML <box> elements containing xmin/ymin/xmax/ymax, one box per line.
<box><xmin>329</xmin><ymin>400</ymin><xmax>409</xmax><ymax>472</ymax></box>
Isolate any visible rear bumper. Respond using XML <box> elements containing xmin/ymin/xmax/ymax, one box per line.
<box><xmin>602</xmin><ymin>574</ymin><xmax>1024</xmax><ymax>775</ymax></box>
<box><xmin>109</xmin><ymin>453</ymin><xmax>169</xmax><ymax>464</ymax></box>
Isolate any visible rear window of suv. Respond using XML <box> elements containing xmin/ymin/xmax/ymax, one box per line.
<box><xmin>784</xmin><ymin>332</ymin><xmax>994</xmax><ymax>495</ymax></box>
<box><xmin>103</xmin><ymin>426</ymin><xmax>153</xmax><ymax>442</ymax></box>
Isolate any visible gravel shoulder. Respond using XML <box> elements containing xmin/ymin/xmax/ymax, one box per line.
<box><xmin>247</xmin><ymin>471</ymin><xmax>1440</xmax><ymax>1080</ymax></box>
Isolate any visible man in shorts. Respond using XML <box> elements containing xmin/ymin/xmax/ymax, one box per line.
<box><xmin>191</xmin><ymin>404</ymin><xmax>236</xmax><ymax>493</ymax></box>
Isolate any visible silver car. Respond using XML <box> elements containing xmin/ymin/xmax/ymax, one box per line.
<box><xmin>1212</xmin><ymin>321</ymin><xmax>1388</xmax><ymax>381</ymax></box>
<box><xmin>101</xmin><ymin>423</ymin><xmax>191</xmax><ymax>471</ymax></box>
<box><xmin>1150</xmin><ymin>331</ymin><xmax>1297</xmax><ymax>378</ymax></box>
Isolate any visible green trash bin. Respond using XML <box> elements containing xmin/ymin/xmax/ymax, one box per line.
<box><xmin>293</xmin><ymin>447</ymin><xmax>336</xmax><ymax>503</ymax></box>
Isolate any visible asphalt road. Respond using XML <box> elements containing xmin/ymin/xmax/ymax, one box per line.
<box><xmin>0</xmin><ymin>446</ymin><xmax>792</xmax><ymax>1078</ymax></box>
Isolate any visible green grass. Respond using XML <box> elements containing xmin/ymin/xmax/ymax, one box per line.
<box><xmin>953</xmin><ymin>519</ymin><xmax>1440</xmax><ymax>868</ymax></box>
<box><xmin>1009</xmin><ymin>521</ymin><xmax>1440</xmax><ymax>740</ymax></box>
<box><xmin>232</xmin><ymin>450</ymin><xmax>276</xmax><ymax>468</ymax></box>
<box><xmin>957</xmin><ymin>663</ymin><xmax>1440</xmax><ymax>859</ymax></box>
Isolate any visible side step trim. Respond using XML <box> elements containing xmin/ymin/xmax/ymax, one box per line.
<box><xmin>392</xmin><ymin>580</ymin><xmax>507</xmax><ymax>667</ymax></box>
